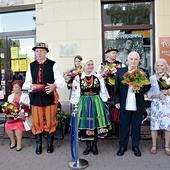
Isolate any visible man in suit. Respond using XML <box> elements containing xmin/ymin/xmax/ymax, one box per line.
<box><xmin>114</xmin><ymin>51</ymin><xmax>151</xmax><ymax>157</ymax></box>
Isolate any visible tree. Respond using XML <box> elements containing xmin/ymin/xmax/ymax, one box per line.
<box><xmin>105</xmin><ymin>3</ymin><xmax>150</xmax><ymax>26</ymax></box>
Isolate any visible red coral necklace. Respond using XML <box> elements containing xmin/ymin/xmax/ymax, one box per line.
<box><xmin>84</xmin><ymin>75</ymin><xmax>94</xmax><ymax>88</ymax></box>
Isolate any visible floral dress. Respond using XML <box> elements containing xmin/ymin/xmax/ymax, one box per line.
<box><xmin>70</xmin><ymin>72</ymin><xmax>111</xmax><ymax>140</ymax></box>
<box><xmin>147</xmin><ymin>75</ymin><xmax>170</xmax><ymax>131</ymax></box>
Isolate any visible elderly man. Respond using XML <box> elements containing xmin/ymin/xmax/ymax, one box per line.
<box><xmin>114</xmin><ymin>51</ymin><xmax>151</xmax><ymax>157</ymax></box>
<box><xmin>23</xmin><ymin>42</ymin><xmax>65</xmax><ymax>155</ymax></box>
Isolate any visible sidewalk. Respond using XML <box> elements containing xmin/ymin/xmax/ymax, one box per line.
<box><xmin>0</xmin><ymin>130</ymin><xmax>170</xmax><ymax>170</ymax></box>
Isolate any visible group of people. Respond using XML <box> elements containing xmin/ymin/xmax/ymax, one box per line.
<box><xmin>4</xmin><ymin>42</ymin><xmax>170</xmax><ymax>158</ymax></box>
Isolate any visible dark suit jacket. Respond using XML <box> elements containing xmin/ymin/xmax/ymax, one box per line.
<box><xmin>114</xmin><ymin>67</ymin><xmax>151</xmax><ymax>114</ymax></box>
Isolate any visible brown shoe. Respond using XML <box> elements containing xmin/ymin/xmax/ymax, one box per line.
<box><xmin>150</xmin><ymin>146</ymin><xmax>157</xmax><ymax>154</ymax></box>
<box><xmin>165</xmin><ymin>147</ymin><xmax>170</xmax><ymax>156</ymax></box>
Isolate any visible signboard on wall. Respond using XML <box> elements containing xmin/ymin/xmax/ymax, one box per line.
<box><xmin>159</xmin><ymin>37</ymin><xmax>170</xmax><ymax>64</ymax></box>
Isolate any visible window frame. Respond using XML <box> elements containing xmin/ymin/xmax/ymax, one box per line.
<box><xmin>101</xmin><ymin>0</ymin><xmax>155</xmax><ymax>71</ymax></box>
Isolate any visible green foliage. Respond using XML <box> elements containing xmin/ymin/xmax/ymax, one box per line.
<box><xmin>105</xmin><ymin>3</ymin><xmax>150</xmax><ymax>25</ymax></box>
<box><xmin>57</xmin><ymin>109</ymin><xmax>70</xmax><ymax>124</ymax></box>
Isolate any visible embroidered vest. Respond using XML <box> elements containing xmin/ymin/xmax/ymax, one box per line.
<box><xmin>30</xmin><ymin>59</ymin><xmax>55</xmax><ymax>106</ymax></box>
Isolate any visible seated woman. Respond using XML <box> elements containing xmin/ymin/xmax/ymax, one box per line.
<box><xmin>147</xmin><ymin>58</ymin><xmax>170</xmax><ymax>156</ymax></box>
<box><xmin>5</xmin><ymin>80</ymin><xmax>30</xmax><ymax>151</ymax></box>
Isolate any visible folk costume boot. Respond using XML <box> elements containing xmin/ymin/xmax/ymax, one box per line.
<box><xmin>92</xmin><ymin>139</ymin><xmax>98</xmax><ymax>155</ymax></box>
<box><xmin>47</xmin><ymin>132</ymin><xmax>55</xmax><ymax>153</ymax></box>
<box><xmin>83</xmin><ymin>141</ymin><xmax>91</xmax><ymax>155</ymax></box>
<box><xmin>35</xmin><ymin>134</ymin><xmax>42</xmax><ymax>155</ymax></box>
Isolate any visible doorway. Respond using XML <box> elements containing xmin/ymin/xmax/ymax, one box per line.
<box><xmin>0</xmin><ymin>33</ymin><xmax>35</xmax><ymax>101</ymax></box>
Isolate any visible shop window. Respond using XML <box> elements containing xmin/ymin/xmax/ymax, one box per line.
<box><xmin>104</xmin><ymin>2</ymin><xmax>152</xmax><ymax>26</ymax></box>
<box><xmin>102</xmin><ymin>1</ymin><xmax>154</xmax><ymax>75</ymax></box>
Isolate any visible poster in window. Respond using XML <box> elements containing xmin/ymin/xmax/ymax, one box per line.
<box><xmin>11</xmin><ymin>47</ymin><xmax>19</xmax><ymax>59</ymax></box>
<box><xmin>159</xmin><ymin>37</ymin><xmax>170</xmax><ymax>64</ymax></box>
<box><xmin>105</xmin><ymin>34</ymin><xmax>144</xmax><ymax>66</ymax></box>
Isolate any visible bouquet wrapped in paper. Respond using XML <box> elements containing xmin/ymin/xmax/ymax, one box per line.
<box><xmin>100</xmin><ymin>63</ymin><xmax>121</xmax><ymax>86</ymax></box>
<box><xmin>2</xmin><ymin>102</ymin><xmax>31</xmax><ymax>120</ymax></box>
<box><xmin>63</xmin><ymin>68</ymin><xmax>82</xmax><ymax>87</ymax></box>
<box><xmin>122</xmin><ymin>69</ymin><xmax>150</xmax><ymax>93</ymax></box>
<box><xmin>157</xmin><ymin>72</ymin><xmax>170</xmax><ymax>90</ymax></box>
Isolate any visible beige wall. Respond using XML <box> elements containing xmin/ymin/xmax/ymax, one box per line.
<box><xmin>34</xmin><ymin>0</ymin><xmax>103</xmax><ymax>103</ymax></box>
<box><xmin>2</xmin><ymin>0</ymin><xmax>170</xmax><ymax>111</ymax></box>
<box><xmin>155</xmin><ymin>0</ymin><xmax>170</xmax><ymax>60</ymax></box>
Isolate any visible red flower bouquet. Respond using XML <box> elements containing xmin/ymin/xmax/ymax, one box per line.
<box><xmin>2</xmin><ymin>102</ymin><xmax>31</xmax><ymax>120</ymax></box>
<box><xmin>122</xmin><ymin>69</ymin><xmax>150</xmax><ymax>93</ymax></box>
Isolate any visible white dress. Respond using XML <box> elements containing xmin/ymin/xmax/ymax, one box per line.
<box><xmin>147</xmin><ymin>75</ymin><xmax>170</xmax><ymax>131</ymax></box>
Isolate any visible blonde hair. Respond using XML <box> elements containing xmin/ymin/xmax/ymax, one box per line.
<box><xmin>154</xmin><ymin>58</ymin><xmax>169</xmax><ymax>72</ymax></box>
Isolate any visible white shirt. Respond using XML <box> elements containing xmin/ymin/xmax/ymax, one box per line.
<box><xmin>125</xmin><ymin>66</ymin><xmax>137</xmax><ymax>111</ymax></box>
<box><xmin>70</xmin><ymin>71</ymin><xmax>109</xmax><ymax>104</ymax></box>
<box><xmin>22</xmin><ymin>62</ymin><xmax>65</xmax><ymax>90</ymax></box>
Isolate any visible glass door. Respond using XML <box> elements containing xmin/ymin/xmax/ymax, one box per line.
<box><xmin>0</xmin><ymin>36</ymin><xmax>35</xmax><ymax>101</ymax></box>
<box><xmin>0</xmin><ymin>39</ymin><xmax>5</xmax><ymax>100</ymax></box>
<box><xmin>8</xmin><ymin>37</ymin><xmax>35</xmax><ymax>93</ymax></box>
<box><xmin>9</xmin><ymin>37</ymin><xmax>35</xmax><ymax>81</ymax></box>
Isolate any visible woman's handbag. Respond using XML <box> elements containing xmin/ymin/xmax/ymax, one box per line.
<box><xmin>23</xmin><ymin>116</ymin><xmax>32</xmax><ymax>131</ymax></box>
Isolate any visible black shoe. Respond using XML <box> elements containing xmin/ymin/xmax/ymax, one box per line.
<box><xmin>83</xmin><ymin>141</ymin><xmax>92</xmax><ymax>155</ymax></box>
<box><xmin>132</xmin><ymin>147</ymin><xmax>141</xmax><ymax>157</ymax></box>
<box><xmin>10</xmin><ymin>143</ymin><xmax>17</xmax><ymax>149</ymax></box>
<box><xmin>16</xmin><ymin>147</ymin><xmax>23</xmax><ymax>152</ymax></box>
<box><xmin>47</xmin><ymin>144</ymin><xmax>54</xmax><ymax>153</ymax></box>
<box><xmin>117</xmin><ymin>147</ymin><xmax>127</xmax><ymax>156</ymax></box>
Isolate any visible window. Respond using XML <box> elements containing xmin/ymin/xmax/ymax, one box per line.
<box><xmin>102</xmin><ymin>1</ymin><xmax>154</xmax><ymax>75</ymax></box>
<box><xmin>0</xmin><ymin>10</ymin><xmax>36</xmax><ymax>32</ymax></box>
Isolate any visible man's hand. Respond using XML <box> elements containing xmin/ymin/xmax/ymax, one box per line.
<box><xmin>45</xmin><ymin>83</ymin><xmax>56</xmax><ymax>94</ymax></box>
<box><xmin>30</xmin><ymin>84</ymin><xmax>37</xmax><ymax>90</ymax></box>
<box><xmin>115</xmin><ymin>103</ymin><xmax>120</xmax><ymax>109</ymax></box>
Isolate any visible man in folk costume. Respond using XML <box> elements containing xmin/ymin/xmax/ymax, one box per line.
<box><xmin>23</xmin><ymin>42</ymin><xmax>65</xmax><ymax>155</ymax></box>
<box><xmin>97</xmin><ymin>47</ymin><xmax>125</xmax><ymax>137</ymax></box>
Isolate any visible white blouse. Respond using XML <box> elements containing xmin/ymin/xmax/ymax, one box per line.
<box><xmin>147</xmin><ymin>74</ymin><xmax>161</xmax><ymax>98</ymax></box>
<box><xmin>70</xmin><ymin>72</ymin><xmax>109</xmax><ymax>104</ymax></box>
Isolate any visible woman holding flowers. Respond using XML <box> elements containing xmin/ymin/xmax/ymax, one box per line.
<box><xmin>97</xmin><ymin>47</ymin><xmax>124</xmax><ymax>137</ymax></box>
<box><xmin>70</xmin><ymin>59</ymin><xmax>111</xmax><ymax>155</ymax></box>
<box><xmin>63</xmin><ymin>55</ymin><xmax>83</xmax><ymax>89</ymax></box>
<box><xmin>5</xmin><ymin>80</ymin><xmax>30</xmax><ymax>151</ymax></box>
<box><xmin>147</xmin><ymin>58</ymin><xmax>170</xmax><ymax>156</ymax></box>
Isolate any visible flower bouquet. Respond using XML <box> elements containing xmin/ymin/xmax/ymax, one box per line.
<box><xmin>2</xmin><ymin>102</ymin><xmax>31</xmax><ymax>121</ymax></box>
<box><xmin>100</xmin><ymin>63</ymin><xmax>121</xmax><ymax>86</ymax></box>
<box><xmin>121</xmin><ymin>69</ymin><xmax>150</xmax><ymax>93</ymax></box>
<box><xmin>63</xmin><ymin>68</ymin><xmax>82</xmax><ymax>87</ymax></box>
<box><xmin>157</xmin><ymin>72</ymin><xmax>170</xmax><ymax>90</ymax></box>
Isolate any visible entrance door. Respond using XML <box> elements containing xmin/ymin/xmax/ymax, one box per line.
<box><xmin>0</xmin><ymin>36</ymin><xmax>35</xmax><ymax>101</ymax></box>
<box><xmin>0</xmin><ymin>39</ymin><xmax>5</xmax><ymax>101</ymax></box>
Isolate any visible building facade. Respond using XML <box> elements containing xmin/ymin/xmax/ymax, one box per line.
<box><xmin>0</xmin><ymin>0</ymin><xmax>170</xmax><ymax>111</ymax></box>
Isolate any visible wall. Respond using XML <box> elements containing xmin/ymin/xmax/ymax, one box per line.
<box><xmin>155</xmin><ymin>0</ymin><xmax>170</xmax><ymax>60</ymax></box>
<box><xmin>35</xmin><ymin>0</ymin><xmax>103</xmax><ymax>105</ymax></box>
<box><xmin>1</xmin><ymin>0</ymin><xmax>170</xmax><ymax>112</ymax></box>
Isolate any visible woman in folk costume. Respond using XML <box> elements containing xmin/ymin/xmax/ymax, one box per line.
<box><xmin>70</xmin><ymin>59</ymin><xmax>111</xmax><ymax>155</ymax></box>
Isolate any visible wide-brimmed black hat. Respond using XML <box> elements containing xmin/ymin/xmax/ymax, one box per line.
<box><xmin>105</xmin><ymin>47</ymin><xmax>119</xmax><ymax>53</ymax></box>
<box><xmin>32</xmin><ymin>42</ymin><xmax>49</xmax><ymax>52</ymax></box>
